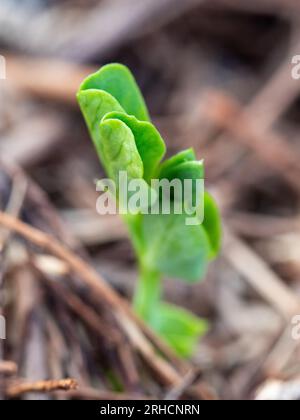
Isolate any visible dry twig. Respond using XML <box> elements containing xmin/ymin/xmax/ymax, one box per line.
<box><xmin>0</xmin><ymin>361</ymin><xmax>17</xmax><ymax>376</ymax></box>
<box><xmin>223</xmin><ymin>228</ymin><xmax>300</xmax><ymax>319</ymax></box>
<box><xmin>0</xmin><ymin>210</ymin><xmax>188</xmax><ymax>386</ymax></box>
<box><xmin>6</xmin><ymin>378</ymin><xmax>78</xmax><ymax>398</ymax></box>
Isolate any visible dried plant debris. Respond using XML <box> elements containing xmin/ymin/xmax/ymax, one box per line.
<box><xmin>1</xmin><ymin>0</ymin><xmax>300</xmax><ymax>400</ymax></box>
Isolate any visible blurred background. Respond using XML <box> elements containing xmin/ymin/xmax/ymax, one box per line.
<box><xmin>1</xmin><ymin>0</ymin><xmax>300</xmax><ymax>400</ymax></box>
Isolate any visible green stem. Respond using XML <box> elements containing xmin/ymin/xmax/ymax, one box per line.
<box><xmin>124</xmin><ymin>214</ymin><xmax>162</xmax><ymax>321</ymax></box>
<box><xmin>133</xmin><ymin>264</ymin><xmax>161</xmax><ymax>322</ymax></box>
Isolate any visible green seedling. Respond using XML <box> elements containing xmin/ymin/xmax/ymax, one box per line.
<box><xmin>77</xmin><ymin>63</ymin><xmax>221</xmax><ymax>357</ymax></box>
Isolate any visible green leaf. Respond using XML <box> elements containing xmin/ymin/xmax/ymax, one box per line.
<box><xmin>157</xmin><ymin>150</ymin><xmax>204</xmax><ymax>207</ymax></box>
<box><xmin>79</xmin><ymin>63</ymin><xmax>150</xmax><ymax>122</ymax></box>
<box><xmin>150</xmin><ymin>303</ymin><xmax>208</xmax><ymax>357</ymax></box>
<box><xmin>102</xmin><ymin>112</ymin><xmax>166</xmax><ymax>182</ymax></box>
<box><xmin>140</xmin><ymin>212</ymin><xmax>210</xmax><ymax>282</ymax></box>
<box><xmin>203</xmin><ymin>192</ymin><xmax>222</xmax><ymax>259</ymax></box>
<box><xmin>158</xmin><ymin>148</ymin><xmax>196</xmax><ymax>179</ymax></box>
<box><xmin>77</xmin><ymin>89</ymin><xmax>124</xmax><ymax>166</ymax></box>
<box><xmin>160</xmin><ymin>160</ymin><xmax>204</xmax><ymax>207</ymax></box>
<box><xmin>160</xmin><ymin>160</ymin><xmax>204</xmax><ymax>182</ymax></box>
<box><xmin>99</xmin><ymin>118</ymin><xmax>144</xmax><ymax>183</ymax></box>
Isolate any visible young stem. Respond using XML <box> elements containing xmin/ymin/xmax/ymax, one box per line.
<box><xmin>124</xmin><ymin>214</ymin><xmax>162</xmax><ymax>321</ymax></box>
<box><xmin>133</xmin><ymin>264</ymin><xmax>161</xmax><ymax>322</ymax></box>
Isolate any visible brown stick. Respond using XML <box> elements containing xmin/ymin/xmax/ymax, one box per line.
<box><xmin>0</xmin><ymin>211</ymin><xmax>187</xmax><ymax>386</ymax></box>
<box><xmin>37</xmin><ymin>272</ymin><xmax>123</xmax><ymax>346</ymax></box>
<box><xmin>205</xmin><ymin>91</ymin><xmax>300</xmax><ymax>193</ymax></box>
<box><xmin>7</xmin><ymin>55</ymin><xmax>95</xmax><ymax>105</ymax></box>
<box><xmin>6</xmin><ymin>378</ymin><xmax>78</xmax><ymax>398</ymax></box>
<box><xmin>227</xmin><ymin>212</ymin><xmax>300</xmax><ymax>238</ymax></box>
<box><xmin>0</xmin><ymin>361</ymin><xmax>18</xmax><ymax>376</ymax></box>
<box><xmin>223</xmin><ymin>227</ymin><xmax>300</xmax><ymax>319</ymax></box>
